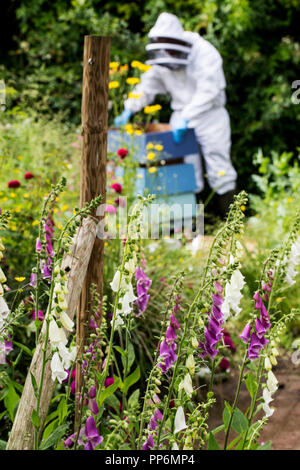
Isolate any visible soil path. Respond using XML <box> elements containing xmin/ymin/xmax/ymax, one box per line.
<box><xmin>206</xmin><ymin>354</ymin><xmax>300</xmax><ymax>450</ymax></box>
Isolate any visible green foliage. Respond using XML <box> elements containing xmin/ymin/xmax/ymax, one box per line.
<box><xmin>1</xmin><ymin>0</ymin><xmax>300</xmax><ymax>194</ymax></box>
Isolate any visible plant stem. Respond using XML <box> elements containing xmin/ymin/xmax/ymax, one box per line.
<box><xmin>223</xmin><ymin>350</ymin><xmax>248</xmax><ymax>450</ymax></box>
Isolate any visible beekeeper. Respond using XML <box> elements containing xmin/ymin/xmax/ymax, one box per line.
<box><xmin>114</xmin><ymin>12</ymin><xmax>237</xmax><ymax>216</ymax></box>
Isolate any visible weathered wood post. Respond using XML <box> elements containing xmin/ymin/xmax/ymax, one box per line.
<box><xmin>6</xmin><ymin>218</ymin><xmax>97</xmax><ymax>449</ymax></box>
<box><xmin>76</xmin><ymin>36</ymin><xmax>110</xmax><ymax>417</ymax></box>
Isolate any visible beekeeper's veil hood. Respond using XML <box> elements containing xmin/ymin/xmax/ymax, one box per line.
<box><xmin>146</xmin><ymin>13</ymin><xmax>192</xmax><ymax>70</ymax></box>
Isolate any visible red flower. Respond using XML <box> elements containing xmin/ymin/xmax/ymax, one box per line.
<box><xmin>117</xmin><ymin>148</ymin><xmax>128</xmax><ymax>159</ymax></box>
<box><xmin>8</xmin><ymin>180</ymin><xmax>21</xmax><ymax>188</ymax></box>
<box><xmin>219</xmin><ymin>357</ymin><xmax>230</xmax><ymax>371</ymax></box>
<box><xmin>24</xmin><ymin>172</ymin><xmax>34</xmax><ymax>180</ymax></box>
<box><xmin>111</xmin><ymin>182</ymin><xmax>122</xmax><ymax>194</ymax></box>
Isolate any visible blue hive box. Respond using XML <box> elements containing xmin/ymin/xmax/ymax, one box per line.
<box><xmin>107</xmin><ymin>126</ymin><xmax>198</xmax><ymax>221</ymax></box>
<box><xmin>108</xmin><ymin>127</ymin><xmax>198</xmax><ymax>163</ymax></box>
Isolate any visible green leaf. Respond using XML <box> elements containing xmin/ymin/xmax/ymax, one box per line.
<box><xmin>245</xmin><ymin>372</ymin><xmax>258</xmax><ymax>399</ymax></box>
<box><xmin>123</xmin><ymin>366</ymin><xmax>140</xmax><ymax>395</ymax></box>
<box><xmin>31</xmin><ymin>409</ymin><xmax>41</xmax><ymax>429</ymax></box>
<box><xmin>114</xmin><ymin>346</ymin><xmax>126</xmax><ymax>356</ymax></box>
<box><xmin>232</xmin><ymin>408</ymin><xmax>249</xmax><ymax>434</ymax></box>
<box><xmin>121</xmin><ymin>341</ymin><xmax>135</xmax><ymax>373</ymax></box>
<box><xmin>211</xmin><ymin>424</ymin><xmax>225</xmax><ymax>435</ymax></box>
<box><xmin>128</xmin><ymin>389</ymin><xmax>140</xmax><ymax>408</ymax></box>
<box><xmin>42</xmin><ymin>419</ymin><xmax>59</xmax><ymax>442</ymax></box>
<box><xmin>4</xmin><ymin>385</ymin><xmax>20</xmax><ymax>421</ymax></box>
<box><xmin>30</xmin><ymin>373</ymin><xmax>38</xmax><ymax>398</ymax></box>
<box><xmin>57</xmin><ymin>398</ymin><xmax>68</xmax><ymax>425</ymax></box>
<box><xmin>0</xmin><ymin>440</ymin><xmax>7</xmax><ymax>450</ymax></box>
<box><xmin>105</xmin><ymin>394</ymin><xmax>121</xmax><ymax>413</ymax></box>
<box><xmin>12</xmin><ymin>340</ymin><xmax>33</xmax><ymax>357</ymax></box>
<box><xmin>39</xmin><ymin>424</ymin><xmax>68</xmax><ymax>450</ymax></box>
<box><xmin>97</xmin><ymin>377</ymin><xmax>121</xmax><ymax>406</ymax></box>
<box><xmin>258</xmin><ymin>441</ymin><xmax>271</xmax><ymax>450</ymax></box>
<box><xmin>207</xmin><ymin>432</ymin><xmax>220</xmax><ymax>450</ymax></box>
<box><xmin>227</xmin><ymin>434</ymin><xmax>243</xmax><ymax>450</ymax></box>
<box><xmin>222</xmin><ymin>403</ymin><xmax>231</xmax><ymax>431</ymax></box>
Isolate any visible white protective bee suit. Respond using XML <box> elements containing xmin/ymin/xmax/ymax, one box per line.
<box><xmin>123</xmin><ymin>12</ymin><xmax>237</xmax><ymax>199</ymax></box>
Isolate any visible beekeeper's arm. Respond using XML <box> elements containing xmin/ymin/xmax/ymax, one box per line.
<box><xmin>181</xmin><ymin>46</ymin><xmax>226</xmax><ymax>122</ymax></box>
<box><xmin>114</xmin><ymin>66</ymin><xmax>167</xmax><ymax>126</ymax></box>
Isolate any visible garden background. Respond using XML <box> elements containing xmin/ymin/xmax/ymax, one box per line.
<box><xmin>0</xmin><ymin>0</ymin><xmax>300</xmax><ymax>451</ymax></box>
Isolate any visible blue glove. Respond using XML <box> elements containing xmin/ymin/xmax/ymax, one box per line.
<box><xmin>114</xmin><ymin>109</ymin><xmax>133</xmax><ymax>127</ymax></box>
<box><xmin>171</xmin><ymin>117</ymin><xmax>189</xmax><ymax>144</ymax></box>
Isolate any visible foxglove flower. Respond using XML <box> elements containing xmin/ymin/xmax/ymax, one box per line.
<box><xmin>174</xmin><ymin>406</ymin><xmax>187</xmax><ymax>434</ymax></box>
<box><xmin>81</xmin><ymin>416</ymin><xmax>103</xmax><ymax>450</ymax></box>
<box><xmin>178</xmin><ymin>373</ymin><xmax>193</xmax><ymax>398</ymax></box>
<box><xmin>51</xmin><ymin>352</ymin><xmax>68</xmax><ymax>383</ymax></box>
<box><xmin>142</xmin><ymin>434</ymin><xmax>154</xmax><ymax>450</ymax></box>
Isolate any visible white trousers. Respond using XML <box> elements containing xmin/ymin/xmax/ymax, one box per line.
<box><xmin>170</xmin><ymin>107</ymin><xmax>237</xmax><ymax>195</ymax></box>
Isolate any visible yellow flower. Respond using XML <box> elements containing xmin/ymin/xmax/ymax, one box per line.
<box><xmin>23</xmin><ymin>193</ymin><xmax>29</xmax><ymax>198</ymax></box>
<box><xmin>17</xmin><ymin>155</ymin><xmax>22</xmax><ymax>160</ymax></box>
<box><xmin>128</xmin><ymin>92</ymin><xmax>143</xmax><ymax>99</ymax></box>
<box><xmin>146</xmin><ymin>143</ymin><xmax>154</xmax><ymax>150</ymax></box>
<box><xmin>147</xmin><ymin>152</ymin><xmax>156</xmax><ymax>161</ymax></box>
<box><xmin>240</xmin><ymin>205</ymin><xmax>246</xmax><ymax>212</ymax></box>
<box><xmin>15</xmin><ymin>276</ymin><xmax>25</xmax><ymax>282</ymax></box>
<box><xmin>135</xmin><ymin>130</ymin><xmax>143</xmax><ymax>135</ymax></box>
<box><xmin>15</xmin><ymin>207</ymin><xmax>21</xmax><ymax>213</ymax></box>
<box><xmin>109</xmin><ymin>61</ymin><xmax>119</xmax><ymax>69</ymax></box>
<box><xmin>131</xmin><ymin>60</ymin><xmax>151</xmax><ymax>72</ymax></box>
<box><xmin>144</xmin><ymin>104</ymin><xmax>162</xmax><ymax>114</ymax></box>
<box><xmin>120</xmin><ymin>64</ymin><xmax>129</xmax><ymax>72</ymax></box>
<box><xmin>57</xmin><ymin>222</ymin><xmax>63</xmax><ymax>230</ymax></box>
<box><xmin>1</xmin><ymin>197</ymin><xmax>8</xmax><ymax>202</ymax></box>
<box><xmin>61</xmin><ymin>204</ymin><xmax>68</xmax><ymax>212</ymax></box>
<box><xmin>109</xmin><ymin>81</ymin><xmax>120</xmax><ymax>89</ymax></box>
<box><xmin>155</xmin><ymin>144</ymin><xmax>163</xmax><ymax>151</ymax></box>
<box><xmin>10</xmin><ymin>193</ymin><xmax>16</xmax><ymax>198</ymax></box>
<box><xmin>126</xmin><ymin>77</ymin><xmax>140</xmax><ymax>85</ymax></box>
<box><xmin>148</xmin><ymin>167</ymin><xmax>157</xmax><ymax>174</ymax></box>
<box><xmin>287</xmin><ymin>197</ymin><xmax>293</xmax><ymax>203</ymax></box>
<box><xmin>32</xmin><ymin>220</ymin><xmax>39</xmax><ymax>226</ymax></box>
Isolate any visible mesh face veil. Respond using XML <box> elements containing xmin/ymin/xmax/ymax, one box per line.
<box><xmin>145</xmin><ymin>37</ymin><xmax>192</xmax><ymax>70</ymax></box>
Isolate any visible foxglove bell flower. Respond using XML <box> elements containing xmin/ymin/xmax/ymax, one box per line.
<box><xmin>51</xmin><ymin>352</ymin><xmax>68</xmax><ymax>383</ymax></box>
<box><xmin>80</xmin><ymin>416</ymin><xmax>103</xmax><ymax>450</ymax></box>
<box><xmin>178</xmin><ymin>373</ymin><xmax>193</xmax><ymax>398</ymax></box>
<box><xmin>198</xmin><ymin>287</ymin><xmax>224</xmax><ymax>359</ymax></box>
<box><xmin>174</xmin><ymin>406</ymin><xmax>187</xmax><ymax>434</ymax></box>
<box><xmin>284</xmin><ymin>236</ymin><xmax>300</xmax><ymax>286</ymax></box>
<box><xmin>142</xmin><ymin>434</ymin><xmax>154</xmax><ymax>450</ymax></box>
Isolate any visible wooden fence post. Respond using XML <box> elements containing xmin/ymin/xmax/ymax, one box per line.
<box><xmin>76</xmin><ymin>35</ymin><xmax>110</xmax><ymax>418</ymax></box>
<box><xmin>6</xmin><ymin>217</ymin><xmax>97</xmax><ymax>450</ymax></box>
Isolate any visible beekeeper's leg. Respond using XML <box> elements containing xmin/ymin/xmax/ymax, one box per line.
<box><xmin>170</xmin><ymin>111</ymin><xmax>204</xmax><ymax>198</ymax></box>
<box><xmin>193</xmin><ymin>107</ymin><xmax>237</xmax><ymax>216</ymax></box>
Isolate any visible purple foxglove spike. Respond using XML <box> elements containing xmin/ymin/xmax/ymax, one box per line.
<box><xmin>153</xmin><ymin>408</ymin><xmax>163</xmax><ymax>421</ymax></box>
<box><xmin>258</xmin><ymin>335</ymin><xmax>269</xmax><ymax>347</ymax></box>
<box><xmin>46</xmin><ymin>240</ymin><xmax>54</xmax><ymax>256</ymax></box>
<box><xmin>208</xmin><ymin>317</ymin><xmax>224</xmax><ymax>340</ymax></box>
<box><xmin>204</xmin><ymin>328</ymin><xmax>219</xmax><ymax>349</ymax></box>
<box><xmin>85</xmin><ymin>416</ymin><xmax>100</xmax><ymax>440</ymax></box>
<box><xmin>260</xmin><ymin>314</ymin><xmax>271</xmax><ymax>330</ymax></box>
<box><xmin>173</xmin><ymin>303</ymin><xmax>180</xmax><ymax>314</ymax></box>
<box><xmin>42</xmin><ymin>263</ymin><xmax>51</xmax><ymax>280</ymax></box>
<box><xmin>88</xmin><ymin>386</ymin><xmax>96</xmax><ymax>399</ymax></box>
<box><xmin>212</xmin><ymin>293</ymin><xmax>223</xmax><ymax>307</ymax></box>
<box><xmin>166</xmin><ymin>325</ymin><xmax>177</xmax><ymax>344</ymax></box>
<box><xmin>89</xmin><ymin>398</ymin><xmax>99</xmax><ymax>415</ymax></box>
<box><xmin>170</xmin><ymin>314</ymin><xmax>180</xmax><ymax>330</ymax></box>
<box><xmin>64</xmin><ymin>434</ymin><xmax>76</xmax><ymax>448</ymax></box>
<box><xmin>35</xmin><ymin>238</ymin><xmax>42</xmax><ymax>253</ymax></box>
<box><xmin>159</xmin><ymin>340</ymin><xmax>170</xmax><ymax>357</ymax></box>
<box><xmin>149</xmin><ymin>417</ymin><xmax>158</xmax><ymax>430</ymax></box>
<box><xmin>30</xmin><ymin>272</ymin><xmax>37</xmax><ymax>288</ymax></box>
<box><xmin>214</xmin><ymin>281</ymin><xmax>223</xmax><ymax>294</ymax></box>
<box><xmin>253</xmin><ymin>291</ymin><xmax>260</xmax><ymax>301</ymax></box>
<box><xmin>212</xmin><ymin>304</ymin><xmax>223</xmax><ymax>324</ymax></box>
<box><xmin>255</xmin><ymin>296</ymin><xmax>263</xmax><ymax>310</ymax></box>
<box><xmin>240</xmin><ymin>321</ymin><xmax>252</xmax><ymax>343</ymax></box>
<box><xmin>255</xmin><ymin>317</ymin><xmax>266</xmax><ymax>339</ymax></box>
